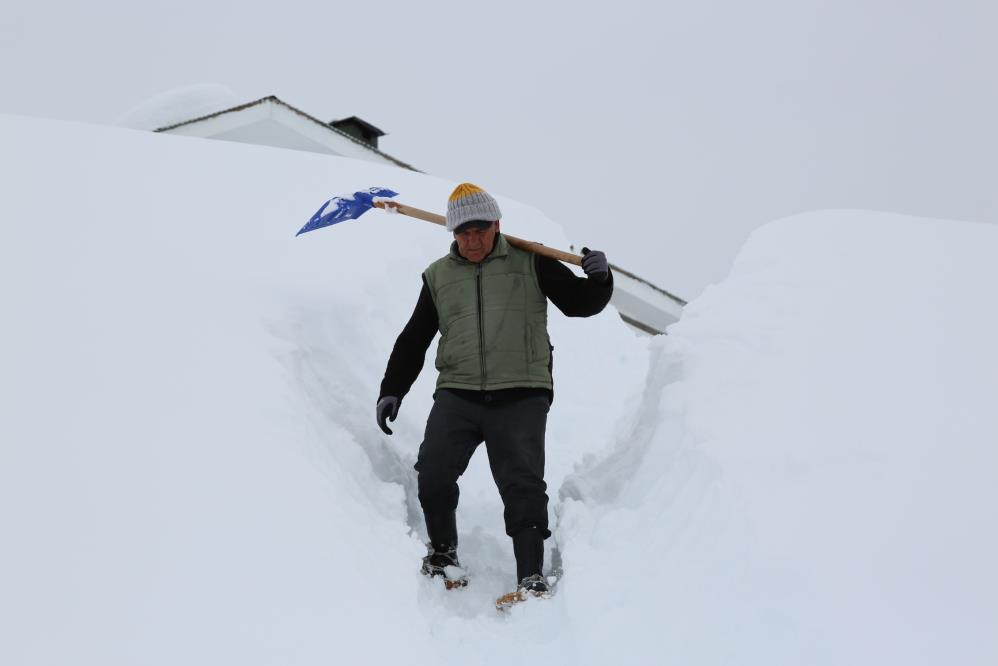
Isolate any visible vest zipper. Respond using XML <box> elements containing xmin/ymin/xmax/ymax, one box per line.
<box><xmin>476</xmin><ymin>263</ymin><xmax>486</xmax><ymax>390</ymax></box>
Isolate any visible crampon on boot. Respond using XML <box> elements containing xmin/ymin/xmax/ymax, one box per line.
<box><xmin>495</xmin><ymin>574</ymin><xmax>552</xmax><ymax>611</ymax></box>
<box><xmin>420</xmin><ymin>544</ymin><xmax>468</xmax><ymax>590</ymax></box>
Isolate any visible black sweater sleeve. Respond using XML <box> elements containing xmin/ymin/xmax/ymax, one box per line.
<box><xmin>536</xmin><ymin>255</ymin><xmax>614</xmax><ymax>317</ymax></box>
<box><xmin>379</xmin><ymin>276</ymin><xmax>439</xmax><ymax>401</ymax></box>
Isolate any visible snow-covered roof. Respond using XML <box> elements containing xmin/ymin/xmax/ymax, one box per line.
<box><xmin>155</xmin><ymin>95</ymin><xmax>418</xmax><ymax>171</ymax></box>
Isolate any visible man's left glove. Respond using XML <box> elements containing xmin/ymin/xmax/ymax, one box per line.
<box><xmin>376</xmin><ymin>396</ymin><xmax>400</xmax><ymax>435</ymax></box>
<box><xmin>581</xmin><ymin>247</ymin><xmax>609</xmax><ymax>283</ymax></box>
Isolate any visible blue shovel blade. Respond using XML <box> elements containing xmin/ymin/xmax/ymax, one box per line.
<box><xmin>296</xmin><ymin>187</ymin><xmax>399</xmax><ymax>236</ymax></box>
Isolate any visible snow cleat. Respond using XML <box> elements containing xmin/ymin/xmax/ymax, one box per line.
<box><xmin>495</xmin><ymin>574</ymin><xmax>553</xmax><ymax>611</ymax></box>
<box><xmin>421</xmin><ymin>543</ymin><xmax>469</xmax><ymax>590</ymax></box>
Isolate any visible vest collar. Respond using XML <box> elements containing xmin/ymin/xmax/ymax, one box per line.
<box><xmin>448</xmin><ymin>233</ymin><xmax>510</xmax><ymax>264</ymax></box>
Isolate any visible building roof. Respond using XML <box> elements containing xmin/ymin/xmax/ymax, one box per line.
<box><xmin>609</xmin><ymin>263</ymin><xmax>687</xmax><ymax>306</ymax></box>
<box><xmin>154</xmin><ymin>95</ymin><xmax>418</xmax><ymax>172</ymax></box>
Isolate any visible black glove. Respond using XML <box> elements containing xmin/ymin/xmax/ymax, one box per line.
<box><xmin>581</xmin><ymin>247</ymin><xmax>609</xmax><ymax>283</ymax></box>
<box><xmin>376</xmin><ymin>396</ymin><xmax>400</xmax><ymax>435</ymax></box>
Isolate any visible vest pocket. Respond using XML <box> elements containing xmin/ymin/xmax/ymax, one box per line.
<box><xmin>435</xmin><ymin>330</ymin><xmax>450</xmax><ymax>370</ymax></box>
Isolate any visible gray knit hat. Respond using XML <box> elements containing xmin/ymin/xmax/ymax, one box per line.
<box><xmin>445</xmin><ymin>183</ymin><xmax>502</xmax><ymax>232</ymax></box>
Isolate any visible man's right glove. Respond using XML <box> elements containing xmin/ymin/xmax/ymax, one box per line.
<box><xmin>376</xmin><ymin>396</ymin><xmax>400</xmax><ymax>435</ymax></box>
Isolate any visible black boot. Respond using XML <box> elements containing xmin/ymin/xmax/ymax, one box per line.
<box><xmin>421</xmin><ymin>512</ymin><xmax>467</xmax><ymax>588</ymax></box>
<box><xmin>420</xmin><ymin>543</ymin><xmax>466</xmax><ymax>585</ymax></box>
<box><xmin>512</xmin><ymin>526</ymin><xmax>545</xmax><ymax>583</ymax></box>
<box><xmin>424</xmin><ymin>511</ymin><xmax>458</xmax><ymax>552</ymax></box>
<box><xmin>517</xmin><ymin>573</ymin><xmax>550</xmax><ymax>595</ymax></box>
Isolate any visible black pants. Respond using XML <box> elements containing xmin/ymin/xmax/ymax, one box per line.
<box><xmin>414</xmin><ymin>389</ymin><xmax>552</xmax><ymax>539</ymax></box>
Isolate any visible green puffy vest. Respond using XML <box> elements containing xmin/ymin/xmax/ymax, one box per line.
<box><xmin>423</xmin><ymin>234</ymin><xmax>552</xmax><ymax>392</ymax></box>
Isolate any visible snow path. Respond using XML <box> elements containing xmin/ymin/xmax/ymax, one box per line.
<box><xmin>2</xmin><ymin>115</ymin><xmax>997</xmax><ymax>665</ymax></box>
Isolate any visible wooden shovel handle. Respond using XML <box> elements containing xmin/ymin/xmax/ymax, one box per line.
<box><xmin>373</xmin><ymin>200</ymin><xmax>583</xmax><ymax>267</ymax></box>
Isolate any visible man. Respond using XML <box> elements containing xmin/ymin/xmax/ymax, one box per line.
<box><xmin>376</xmin><ymin>183</ymin><xmax>613</xmax><ymax>595</ymax></box>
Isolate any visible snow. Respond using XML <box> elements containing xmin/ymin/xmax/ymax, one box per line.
<box><xmin>562</xmin><ymin>212</ymin><xmax>998</xmax><ymax>663</ymax></box>
<box><xmin>113</xmin><ymin>83</ymin><xmax>240</xmax><ymax>130</ymax></box>
<box><xmin>2</xmin><ymin>114</ymin><xmax>997</xmax><ymax>665</ymax></box>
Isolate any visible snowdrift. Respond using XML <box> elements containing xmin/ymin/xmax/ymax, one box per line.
<box><xmin>1</xmin><ymin>114</ymin><xmax>995</xmax><ymax>665</ymax></box>
<box><xmin>561</xmin><ymin>212</ymin><xmax>998</xmax><ymax>664</ymax></box>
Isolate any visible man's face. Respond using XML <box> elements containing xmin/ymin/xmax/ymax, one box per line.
<box><xmin>454</xmin><ymin>220</ymin><xmax>500</xmax><ymax>263</ymax></box>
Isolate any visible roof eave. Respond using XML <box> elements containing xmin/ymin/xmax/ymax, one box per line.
<box><xmin>154</xmin><ymin>95</ymin><xmax>419</xmax><ymax>172</ymax></box>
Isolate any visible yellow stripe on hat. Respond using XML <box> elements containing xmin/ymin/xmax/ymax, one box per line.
<box><xmin>449</xmin><ymin>183</ymin><xmax>486</xmax><ymax>202</ymax></box>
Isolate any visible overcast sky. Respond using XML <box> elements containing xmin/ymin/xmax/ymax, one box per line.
<box><xmin>4</xmin><ymin>0</ymin><xmax>996</xmax><ymax>299</ymax></box>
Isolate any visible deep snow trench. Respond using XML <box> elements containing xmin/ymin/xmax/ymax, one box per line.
<box><xmin>2</xmin><ymin>115</ymin><xmax>996</xmax><ymax>666</ymax></box>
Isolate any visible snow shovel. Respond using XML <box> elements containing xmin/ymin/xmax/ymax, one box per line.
<box><xmin>297</xmin><ymin>187</ymin><xmax>583</xmax><ymax>267</ymax></box>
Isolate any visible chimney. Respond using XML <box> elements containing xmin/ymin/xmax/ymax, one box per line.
<box><xmin>329</xmin><ymin>116</ymin><xmax>386</xmax><ymax>149</ymax></box>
